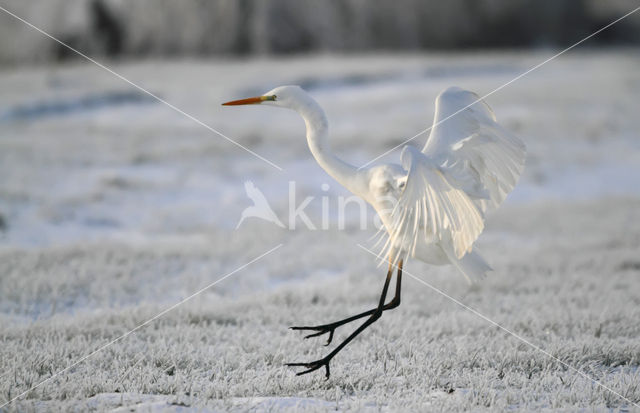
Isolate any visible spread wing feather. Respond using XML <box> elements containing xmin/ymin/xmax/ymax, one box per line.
<box><xmin>382</xmin><ymin>87</ymin><xmax>526</xmax><ymax>265</ymax></box>
<box><xmin>423</xmin><ymin>87</ymin><xmax>526</xmax><ymax>214</ymax></box>
<box><xmin>382</xmin><ymin>146</ymin><xmax>484</xmax><ymax>263</ymax></box>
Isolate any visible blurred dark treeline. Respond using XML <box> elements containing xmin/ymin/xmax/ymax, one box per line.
<box><xmin>0</xmin><ymin>0</ymin><xmax>639</xmax><ymax>64</ymax></box>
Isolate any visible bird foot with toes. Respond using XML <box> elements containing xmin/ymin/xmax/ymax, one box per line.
<box><xmin>286</xmin><ymin>357</ymin><xmax>331</xmax><ymax>378</ymax></box>
<box><xmin>290</xmin><ymin>324</ymin><xmax>336</xmax><ymax>346</ymax></box>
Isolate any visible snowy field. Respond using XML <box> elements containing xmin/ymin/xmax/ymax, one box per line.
<box><xmin>1</xmin><ymin>50</ymin><xmax>640</xmax><ymax>411</ymax></box>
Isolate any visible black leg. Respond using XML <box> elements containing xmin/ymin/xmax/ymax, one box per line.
<box><xmin>291</xmin><ymin>261</ymin><xmax>402</xmax><ymax>346</ymax></box>
<box><xmin>287</xmin><ymin>260</ymin><xmax>403</xmax><ymax>378</ymax></box>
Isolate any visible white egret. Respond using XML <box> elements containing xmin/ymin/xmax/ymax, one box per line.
<box><xmin>222</xmin><ymin>86</ymin><xmax>526</xmax><ymax>378</ymax></box>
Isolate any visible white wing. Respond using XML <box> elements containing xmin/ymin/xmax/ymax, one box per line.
<box><xmin>423</xmin><ymin>87</ymin><xmax>526</xmax><ymax>213</ymax></box>
<box><xmin>384</xmin><ymin>87</ymin><xmax>526</xmax><ymax>263</ymax></box>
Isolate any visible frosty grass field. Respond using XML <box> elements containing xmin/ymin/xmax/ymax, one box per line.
<box><xmin>1</xmin><ymin>51</ymin><xmax>640</xmax><ymax>411</ymax></box>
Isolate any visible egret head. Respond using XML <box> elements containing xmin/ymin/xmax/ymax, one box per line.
<box><xmin>222</xmin><ymin>85</ymin><xmax>308</xmax><ymax>110</ymax></box>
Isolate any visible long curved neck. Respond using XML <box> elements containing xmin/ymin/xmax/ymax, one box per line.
<box><xmin>295</xmin><ymin>97</ymin><xmax>361</xmax><ymax>194</ymax></box>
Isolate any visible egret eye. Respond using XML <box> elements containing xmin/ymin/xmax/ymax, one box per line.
<box><xmin>272</xmin><ymin>95</ymin><xmax>277</xmax><ymax>101</ymax></box>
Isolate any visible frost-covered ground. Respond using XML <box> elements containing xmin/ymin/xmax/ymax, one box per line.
<box><xmin>1</xmin><ymin>51</ymin><xmax>640</xmax><ymax>411</ymax></box>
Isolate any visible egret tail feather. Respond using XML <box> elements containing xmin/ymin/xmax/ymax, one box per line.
<box><xmin>447</xmin><ymin>249</ymin><xmax>492</xmax><ymax>284</ymax></box>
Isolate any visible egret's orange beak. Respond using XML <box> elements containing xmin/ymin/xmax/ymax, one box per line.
<box><xmin>222</xmin><ymin>95</ymin><xmax>275</xmax><ymax>106</ymax></box>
